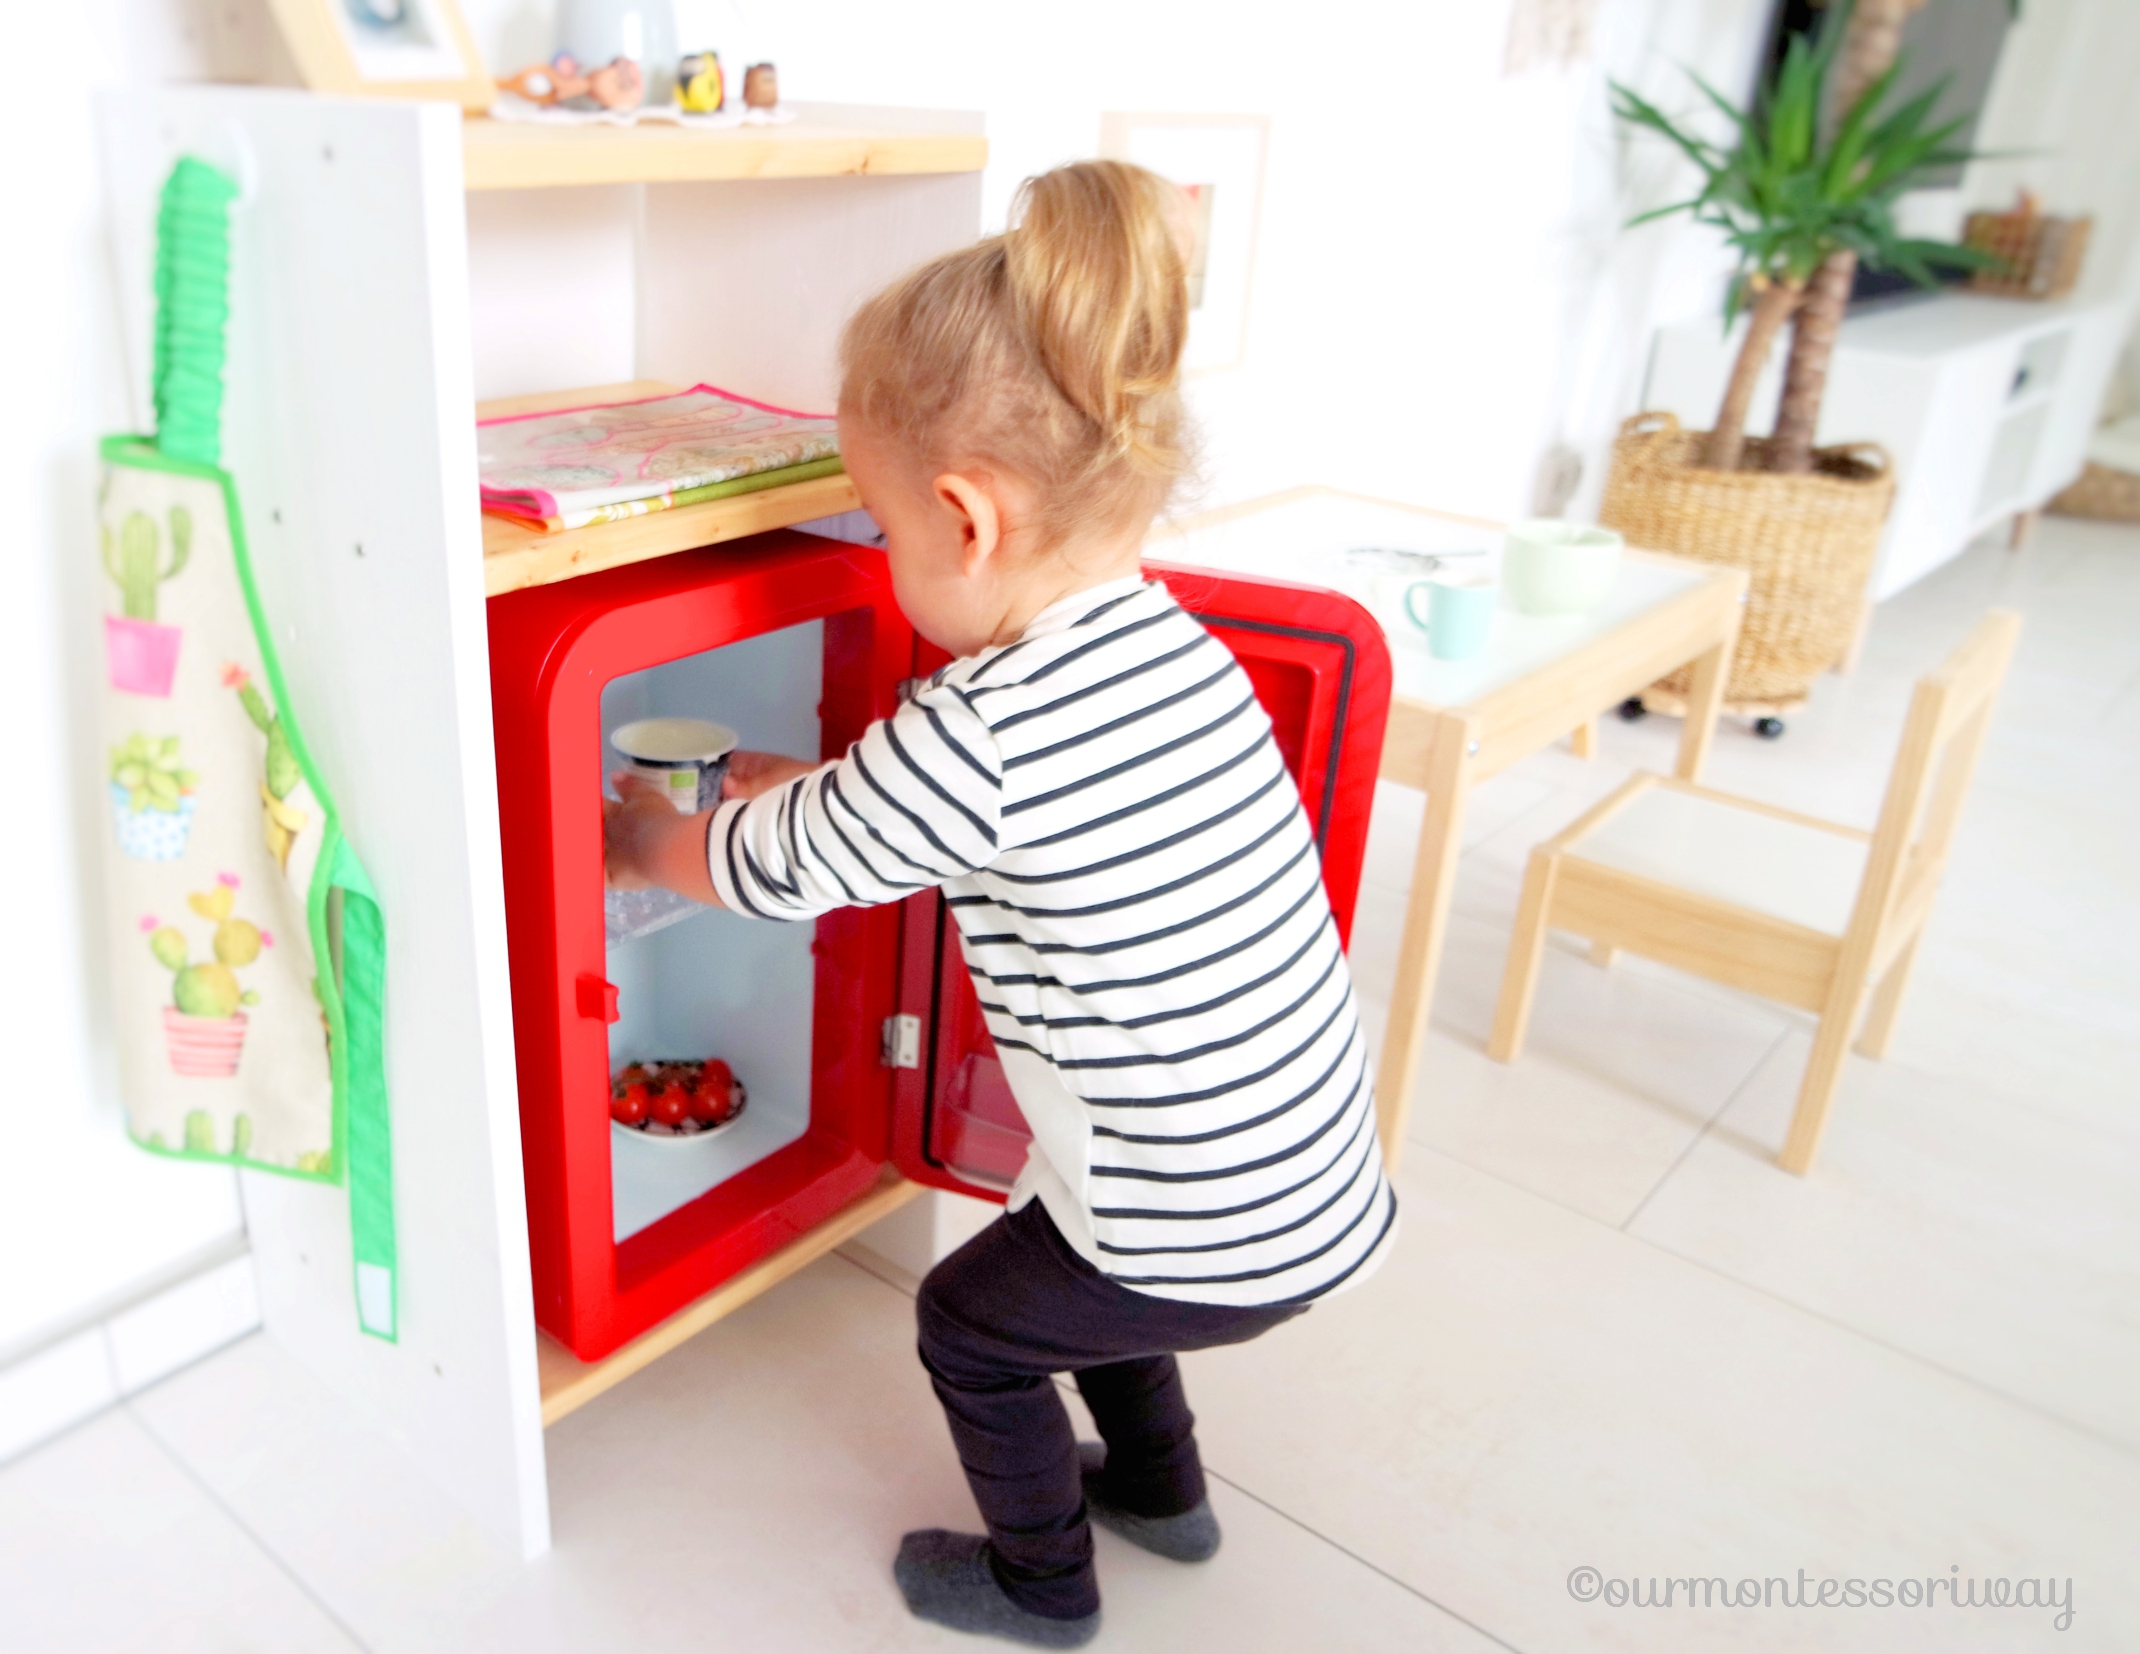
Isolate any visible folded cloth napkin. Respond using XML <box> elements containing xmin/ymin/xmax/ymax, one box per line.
<box><xmin>479</xmin><ymin>384</ymin><xmax>840</xmax><ymax>532</ymax></box>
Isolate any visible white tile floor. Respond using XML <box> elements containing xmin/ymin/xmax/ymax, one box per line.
<box><xmin>5</xmin><ymin>519</ymin><xmax>2138</xmax><ymax>1652</ymax></box>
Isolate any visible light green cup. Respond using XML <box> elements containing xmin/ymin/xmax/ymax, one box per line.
<box><xmin>1502</xmin><ymin>519</ymin><xmax>1624</xmax><ymax>617</ymax></box>
<box><xmin>1423</xmin><ymin>572</ymin><xmax>1498</xmax><ymax>661</ymax></box>
<box><xmin>1370</xmin><ymin>567</ymin><xmax>1499</xmax><ymax>661</ymax></box>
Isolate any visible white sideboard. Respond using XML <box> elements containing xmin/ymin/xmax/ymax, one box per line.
<box><xmin>1645</xmin><ymin>293</ymin><xmax>2127</xmax><ymax>600</ymax></box>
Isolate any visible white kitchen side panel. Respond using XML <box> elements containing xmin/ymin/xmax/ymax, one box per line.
<box><xmin>96</xmin><ymin>89</ymin><xmax>547</xmax><ymax>1558</ymax></box>
<box><xmin>636</xmin><ymin>171</ymin><xmax>986</xmax><ymax>413</ymax></box>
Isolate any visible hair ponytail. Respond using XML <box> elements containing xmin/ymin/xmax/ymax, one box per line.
<box><xmin>1006</xmin><ymin>162</ymin><xmax>1189</xmax><ymax>481</ymax></box>
<box><xmin>840</xmin><ymin>160</ymin><xmax>1195</xmax><ymax>546</ymax></box>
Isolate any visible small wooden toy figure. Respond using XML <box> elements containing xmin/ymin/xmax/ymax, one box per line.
<box><xmin>500</xmin><ymin>53</ymin><xmax>645</xmax><ymax>112</ymax></box>
<box><xmin>677</xmin><ymin>51</ymin><xmax>725</xmax><ymax>113</ymax></box>
<box><xmin>742</xmin><ymin>62</ymin><xmax>778</xmax><ymax>110</ymax></box>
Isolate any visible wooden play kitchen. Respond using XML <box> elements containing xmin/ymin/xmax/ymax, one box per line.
<box><xmin>92</xmin><ymin>88</ymin><xmax>1002</xmax><ymax>1557</ymax></box>
<box><xmin>94</xmin><ymin>89</ymin><xmax>1402</xmax><ymax>1557</ymax></box>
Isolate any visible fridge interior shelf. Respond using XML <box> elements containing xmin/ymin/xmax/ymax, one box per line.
<box><xmin>463</xmin><ymin>110</ymin><xmax>988</xmax><ymax>191</ymax></box>
<box><xmin>535</xmin><ymin>1166</ymin><xmax>922</xmax><ymax>1424</ymax></box>
<box><xmin>480</xmin><ymin>382</ymin><xmax>862</xmax><ymax>597</ymax></box>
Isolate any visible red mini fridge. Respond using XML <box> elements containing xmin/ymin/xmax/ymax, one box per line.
<box><xmin>490</xmin><ymin>529</ymin><xmax>1390</xmax><ymax>1360</ymax></box>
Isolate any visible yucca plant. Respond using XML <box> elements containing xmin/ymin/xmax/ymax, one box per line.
<box><xmin>1614</xmin><ymin>3</ymin><xmax>1984</xmax><ymax>471</ymax></box>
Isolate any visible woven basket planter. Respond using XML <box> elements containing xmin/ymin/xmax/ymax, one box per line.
<box><xmin>1599</xmin><ymin>412</ymin><xmax>1896</xmax><ymax>709</ymax></box>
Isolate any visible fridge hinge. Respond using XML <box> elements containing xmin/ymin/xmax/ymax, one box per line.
<box><xmin>881</xmin><ymin>1014</ymin><xmax>921</xmax><ymax>1070</ymax></box>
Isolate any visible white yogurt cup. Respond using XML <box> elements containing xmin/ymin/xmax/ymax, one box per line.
<box><xmin>610</xmin><ymin>717</ymin><xmax>739</xmax><ymax>814</ymax></box>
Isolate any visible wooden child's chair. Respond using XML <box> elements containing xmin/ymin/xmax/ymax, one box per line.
<box><xmin>1487</xmin><ymin>611</ymin><xmax>2021</xmax><ymax>1174</ymax></box>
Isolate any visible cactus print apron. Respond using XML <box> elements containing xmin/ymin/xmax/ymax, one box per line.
<box><xmin>95</xmin><ymin>158</ymin><xmax>397</xmax><ymax>1341</ymax></box>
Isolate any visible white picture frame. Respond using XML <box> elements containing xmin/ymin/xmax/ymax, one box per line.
<box><xmin>1100</xmin><ymin>113</ymin><xmax>1270</xmax><ymax>377</ymax></box>
<box><xmin>333</xmin><ymin>0</ymin><xmax>467</xmax><ymax>83</ymax></box>
<box><xmin>268</xmin><ymin>0</ymin><xmax>497</xmax><ymax>112</ymax></box>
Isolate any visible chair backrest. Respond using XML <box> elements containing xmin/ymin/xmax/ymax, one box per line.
<box><xmin>1845</xmin><ymin>609</ymin><xmax>2024</xmax><ymax>948</ymax></box>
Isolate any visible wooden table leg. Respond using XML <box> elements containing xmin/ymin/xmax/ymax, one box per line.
<box><xmin>1373</xmin><ymin>710</ymin><xmax>1472</xmax><ymax>1174</ymax></box>
<box><xmin>1672</xmin><ymin>591</ymin><xmax>1743</xmax><ymax>782</ymax></box>
<box><xmin>1569</xmin><ymin>718</ymin><xmax>1596</xmax><ymax>759</ymax></box>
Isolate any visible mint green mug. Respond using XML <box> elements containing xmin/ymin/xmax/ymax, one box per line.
<box><xmin>1424</xmin><ymin>572</ymin><xmax>1498</xmax><ymax>661</ymax></box>
<box><xmin>1371</xmin><ymin>568</ymin><xmax>1498</xmax><ymax>661</ymax></box>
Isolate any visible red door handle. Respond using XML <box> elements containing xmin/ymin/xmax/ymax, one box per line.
<box><xmin>575</xmin><ymin>973</ymin><xmax>621</xmax><ymax>1023</ymax></box>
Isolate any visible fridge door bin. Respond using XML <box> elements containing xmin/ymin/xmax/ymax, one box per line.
<box><xmin>490</xmin><ymin>532</ymin><xmax>914</xmax><ymax>1360</ymax></box>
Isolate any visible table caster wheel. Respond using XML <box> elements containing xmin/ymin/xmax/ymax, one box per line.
<box><xmin>1616</xmin><ymin>697</ymin><xmax>1648</xmax><ymax>722</ymax></box>
<box><xmin>1753</xmin><ymin>716</ymin><xmax>1786</xmax><ymax>740</ymax></box>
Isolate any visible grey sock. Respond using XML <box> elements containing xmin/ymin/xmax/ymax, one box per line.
<box><xmin>1078</xmin><ymin>1441</ymin><xmax>1223</xmax><ymax>1563</ymax></box>
<box><xmin>894</xmin><ymin>1530</ymin><xmax>1100</xmax><ymax>1648</ymax></box>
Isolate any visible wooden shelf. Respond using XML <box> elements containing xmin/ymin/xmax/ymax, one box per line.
<box><xmin>478</xmin><ymin>380</ymin><xmax>862</xmax><ymax>597</ymax></box>
<box><xmin>463</xmin><ymin>110</ymin><xmax>987</xmax><ymax>190</ymax></box>
<box><xmin>536</xmin><ymin>1168</ymin><xmax>921</xmax><ymax>1426</ymax></box>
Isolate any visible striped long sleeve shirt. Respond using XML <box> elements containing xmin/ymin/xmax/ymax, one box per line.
<box><xmin>707</xmin><ymin>575</ymin><xmax>1396</xmax><ymax>1307</ymax></box>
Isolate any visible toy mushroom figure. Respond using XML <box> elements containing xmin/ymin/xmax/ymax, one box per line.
<box><xmin>742</xmin><ymin>62</ymin><xmax>778</xmax><ymax>110</ymax></box>
<box><xmin>677</xmin><ymin>51</ymin><xmax>724</xmax><ymax>113</ymax></box>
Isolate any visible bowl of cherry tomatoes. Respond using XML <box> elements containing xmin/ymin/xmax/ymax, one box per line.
<box><xmin>609</xmin><ymin>1058</ymin><xmax>748</xmax><ymax>1146</ymax></box>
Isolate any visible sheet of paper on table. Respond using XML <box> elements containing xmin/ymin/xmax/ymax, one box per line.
<box><xmin>1150</xmin><ymin>492</ymin><xmax>1707</xmax><ymax>710</ymax></box>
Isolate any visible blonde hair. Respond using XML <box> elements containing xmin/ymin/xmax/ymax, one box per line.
<box><xmin>839</xmin><ymin>160</ymin><xmax>1193</xmax><ymax>547</ymax></box>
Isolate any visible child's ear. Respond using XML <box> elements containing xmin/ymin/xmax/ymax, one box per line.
<box><xmin>933</xmin><ymin>471</ymin><xmax>1002</xmax><ymax>578</ymax></box>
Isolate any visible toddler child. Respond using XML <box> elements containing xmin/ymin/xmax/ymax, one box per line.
<box><xmin>603</xmin><ymin>159</ymin><xmax>1396</xmax><ymax>1648</ymax></box>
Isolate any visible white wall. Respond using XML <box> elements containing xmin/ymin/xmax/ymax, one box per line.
<box><xmin>465</xmin><ymin>0</ymin><xmax>1770</xmax><ymax>519</ymax></box>
<box><xmin>1963</xmin><ymin>0</ymin><xmax>2140</xmax><ymax>310</ymax></box>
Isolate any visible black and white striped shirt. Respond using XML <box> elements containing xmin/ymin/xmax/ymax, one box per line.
<box><xmin>708</xmin><ymin>576</ymin><xmax>1396</xmax><ymax>1306</ymax></box>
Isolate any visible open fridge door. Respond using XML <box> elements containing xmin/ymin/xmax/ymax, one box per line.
<box><xmin>891</xmin><ymin>564</ymin><xmax>1393</xmax><ymax>1202</ymax></box>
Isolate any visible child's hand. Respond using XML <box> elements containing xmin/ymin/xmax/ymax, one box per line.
<box><xmin>603</xmin><ymin>775</ymin><xmax>687</xmax><ymax>891</ymax></box>
<box><xmin>723</xmin><ymin>750</ymin><xmax>818</xmax><ymax>802</ymax></box>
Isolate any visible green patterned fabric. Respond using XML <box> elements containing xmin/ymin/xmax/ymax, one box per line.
<box><xmin>97</xmin><ymin>158</ymin><xmax>398</xmax><ymax>1340</ymax></box>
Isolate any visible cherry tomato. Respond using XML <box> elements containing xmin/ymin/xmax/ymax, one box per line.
<box><xmin>689</xmin><ymin>1075</ymin><xmax>731</xmax><ymax>1125</ymax></box>
<box><xmin>650</xmin><ymin>1084</ymin><xmax>692</xmax><ymax>1127</ymax></box>
<box><xmin>610</xmin><ymin>1086</ymin><xmax>648</xmax><ymax>1126</ymax></box>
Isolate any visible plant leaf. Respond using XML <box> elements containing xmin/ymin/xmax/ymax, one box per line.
<box><xmin>1613</xmin><ymin>15</ymin><xmax>1989</xmax><ymax>326</ymax></box>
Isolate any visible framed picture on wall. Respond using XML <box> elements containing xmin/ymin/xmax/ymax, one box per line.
<box><xmin>267</xmin><ymin>0</ymin><xmax>497</xmax><ymax>112</ymax></box>
<box><xmin>1100</xmin><ymin>113</ymin><xmax>1271</xmax><ymax>376</ymax></box>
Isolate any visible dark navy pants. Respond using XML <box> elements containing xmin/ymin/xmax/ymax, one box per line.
<box><xmin>914</xmin><ymin>1197</ymin><xmax>1304</xmax><ymax>1619</ymax></box>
